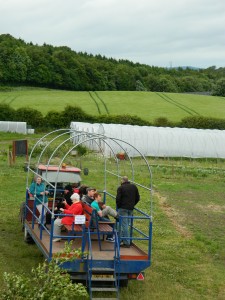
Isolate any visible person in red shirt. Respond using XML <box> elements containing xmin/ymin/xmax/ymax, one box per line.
<box><xmin>53</xmin><ymin>193</ymin><xmax>83</xmax><ymax>242</ymax></box>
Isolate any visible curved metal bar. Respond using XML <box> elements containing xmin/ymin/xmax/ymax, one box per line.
<box><xmin>27</xmin><ymin>128</ymin><xmax>153</xmax><ymax>217</ymax></box>
<box><xmin>26</xmin><ymin>129</ymin><xmax>70</xmax><ymax>188</ymax></box>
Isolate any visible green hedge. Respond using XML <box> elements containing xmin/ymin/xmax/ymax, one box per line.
<box><xmin>1</xmin><ymin>103</ymin><xmax>225</xmax><ymax>130</ymax></box>
<box><xmin>178</xmin><ymin>116</ymin><xmax>225</xmax><ymax>130</ymax></box>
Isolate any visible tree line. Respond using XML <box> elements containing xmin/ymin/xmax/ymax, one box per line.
<box><xmin>0</xmin><ymin>34</ymin><xmax>225</xmax><ymax>95</ymax></box>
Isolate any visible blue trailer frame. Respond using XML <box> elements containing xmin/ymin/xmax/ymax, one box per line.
<box><xmin>23</xmin><ymin>128</ymin><xmax>153</xmax><ymax>299</ymax></box>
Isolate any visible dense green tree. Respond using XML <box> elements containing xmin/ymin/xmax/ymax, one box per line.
<box><xmin>0</xmin><ymin>34</ymin><xmax>224</xmax><ymax>93</ymax></box>
<box><xmin>212</xmin><ymin>78</ymin><xmax>225</xmax><ymax>96</ymax></box>
<box><xmin>157</xmin><ymin>75</ymin><xmax>178</xmax><ymax>92</ymax></box>
<box><xmin>179</xmin><ymin>76</ymin><xmax>203</xmax><ymax>92</ymax></box>
<box><xmin>114</xmin><ymin>65</ymin><xmax>137</xmax><ymax>90</ymax></box>
<box><xmin>136</xmin><ymin>80</ymin><xmax>147</xmax><ymax>91</ymax></box>
<box><xmin>145</xmin><ymin>74</ymin><xmax>159</xmax><ymax>91</ymax></box>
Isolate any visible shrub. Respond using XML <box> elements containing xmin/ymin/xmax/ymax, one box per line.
<box><xmin>61</xmin><ymin>105</ymin><xmax>94</xmax><ymax>127</ymax></box>
<box><xmin>2</xmin><ymin>261</ymin><xmax>88</xmax><ymax>300</ymax></box>
<box><xmin>45</xmin><ymin>110</ymin><xmax>65</xmax><ymax>129</ymax></box>
<box><xmin>154</xmin><ymin>117</ymin><xmax>172</xmax><ymax>127</ymax></box>
<box><xmin>0</xmin><ymin>104</ymin><xmax>15</xmax><ymax>120</ymax></box>
<box><xmin>76</xmin><ymin>144</ymin><xmax>88</xmax><ymax>156</ymax></box>
<box><xmin>179</xmin><ymin>116</ymin><xmax>225</xmax><ymax>130</ymax></box>
<box><xmin>2</xmin><ymin>241</ymin><xmax>88</xmax><ymax>300</ymax></box>
<box><xmin>14</xmin><ymin>107</ymin><xmax>44</xmax><ymax>128</ymax></box>
<box><xmin>96</xmin><ymin>114</ymin><xmax>151</xmax><ymax>126</ymax></box>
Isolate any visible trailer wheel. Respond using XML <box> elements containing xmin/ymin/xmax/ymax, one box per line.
<box><xmin>24</xmin><ymin>227</ymin><xmax>34</xmax><ymax>244</ymax></box>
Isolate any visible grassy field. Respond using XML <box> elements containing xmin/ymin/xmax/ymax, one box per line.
<box><xmin>1</xmin><ymin>132</ymin><xmax>225</xmax><ymax>299</ymax></box>
<box><xmin>0</xmin><ymin>88</ymin><xmax>225</xmax><ymax>122</ymax></box>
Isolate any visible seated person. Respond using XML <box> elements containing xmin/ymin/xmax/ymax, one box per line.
<box><xmin>53</xmin><ymin>193</ymin><xmax>83</xmax><ymax>242</ymax></box>
<box><xmin>79</xmin><ymin>184</ymin><xmax>88</xmax><ymax>200</ymax></box>
<box><xmin>54</xmin><ymin>185</ymin><xmax>73</xmax><ymax>217</ymax></box>
<box><xmin>82</xmin><ymin>187</ymin><xmax>96</xmax><ymax>204</ymax></box>
<box><xmin>91</xmin><ymin>192</ymin><xmax>119</xmax><ymax>221</ymax></box>
<box><xmin>63</xmin><ymin>185</ymin><xmax>73</xmax><ymax>205</ymax></box>
<box><xmin>91</xmin><ymin>192</ymin><xmax>119</xmax><ymax>242</ymax></box>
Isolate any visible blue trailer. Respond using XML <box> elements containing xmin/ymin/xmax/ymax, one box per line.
<box><xmin>23</xmin><ymin>129</ymin><xmax>153</xmax><ymax>300</ymax></box>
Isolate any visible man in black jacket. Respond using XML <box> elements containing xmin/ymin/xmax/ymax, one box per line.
<box><xmin>82</xmin><ymin>187</ymin><xmax>96</xmax><ymax>204</ymax></box>
<box><xmin>116</xmin><ymin>176</ymin><xmax>140</xmax><ymax>248</ymax></box>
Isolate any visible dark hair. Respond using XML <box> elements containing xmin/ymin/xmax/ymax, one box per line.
<box><xmin>72</xmin><ymin>183</ymin><xmax>79</xmax><ymax>188</ymax></box>
<box><xmin>64</xmin><ymin>185</ymin><xmax>72</xmax><ymax>192</ymax></box>
<box><xmin>79</xmin><ymin>184</ymin><xmax>88</xmax><ymax>198</ymax></box>
<box><xmin>87</xmin><ymin>187</ymin><xmax>96</xmax><ymax>192</ymax></box>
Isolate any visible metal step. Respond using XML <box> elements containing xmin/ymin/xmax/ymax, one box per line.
<box><xmin>92</xmin><ymin>267</ymin><xmax>114</xmax><ymax>272</ymax></box>
<box><xmin>91</xmin><ymin>277</ymin><xmax>116</xmax><ymax>282</ymax></box>
<box><xmin>92</xmin><ymin>287</ymin><xmax>117</xmax><ymax>292</ymax></box>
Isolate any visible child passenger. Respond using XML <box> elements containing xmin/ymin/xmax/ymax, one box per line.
<box><xmin>91</xmin><ymin>192</ymin><xmax>119</xmax><ymax>221</ymax></box>
<box><xmin>91</xmin><ymin>192</ymin><xmax>119</xmax><ymax>242</ymax></box>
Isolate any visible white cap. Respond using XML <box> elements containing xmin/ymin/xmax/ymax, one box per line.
<box><xmin>70</xmin><ymin>193</ymin><xmax>80</xmax><ymax>201</ymax></box>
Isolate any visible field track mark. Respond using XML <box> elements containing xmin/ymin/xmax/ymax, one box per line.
<box><xmin>8</xmin><ymin>96</ymin><xmax>18</xmax><ymax>105</ymax></box>
<box><xmin>0</xmin><ymin>96</ymin><xmax>11</xmax><ymax>104</ymax></box>
<box><xmin>155</xmin><ymin>92</ymin><xmax>198</xmax><ymax>116</ymax></box>
<box><xmin>88</xmin><ymin>91</ymin><xmax>101</xmax><ymax>114</ymax></box>
<box><xmin>162</xmin><ymin>93</ymin><xmax>200</xmax><ymax>115</ymax></box>
<box><xmin>94</xmin><ymin>92</ymin><xmax>109</xmax><ymax>115</ymax></box>
<box><xmin>154</xmin><ymin>190</ymin><xmax>192</xmax><ymax>238</ymax></box>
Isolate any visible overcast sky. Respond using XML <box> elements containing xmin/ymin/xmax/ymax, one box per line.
<box><xmin>1</xmin><ymin>0</ymin><xmax>224</xmax><ymax>69</ymax></box>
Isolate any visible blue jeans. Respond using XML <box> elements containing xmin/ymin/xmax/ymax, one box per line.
<box><xmin>118</xmin><ymin>208</ymin><xmax>133</xmax><ymax>245</ymax></box>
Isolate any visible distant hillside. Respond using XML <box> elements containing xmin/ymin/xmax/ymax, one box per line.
<box><xmin>0</xmin><ymin>34</ymin><xmax>225</xmax><ymax>94</ymax></box>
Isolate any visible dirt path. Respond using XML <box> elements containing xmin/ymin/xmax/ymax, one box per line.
<box><xmin>154</xmin><ymin>190</ymin><xmax>192</xmax><ymax>238</ymax></box>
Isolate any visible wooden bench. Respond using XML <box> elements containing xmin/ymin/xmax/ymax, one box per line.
<box><xmin>63</xmin><ymin>203</ymin><xmax>116</xmax><ymax>250</ymax></box>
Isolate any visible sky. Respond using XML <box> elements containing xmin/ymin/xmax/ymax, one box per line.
<box><xmin>0</xmin><ymin>0</ymin><xmax>225</xmax><ymax>69</ymax></box>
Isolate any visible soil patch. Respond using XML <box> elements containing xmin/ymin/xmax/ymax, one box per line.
<box><xmin>154</xmin><ymin>190</ymin><xmax>192</xmax><ymax>238</ymax></box>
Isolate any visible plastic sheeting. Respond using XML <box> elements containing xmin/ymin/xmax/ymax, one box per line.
<box><xmin>70</xmin><ymin>122</ymin><xmax>225</xmax><ymax>158</ymax></box>
<box><xmin>0</xmin><ymin>121</ymin><xmax>27</xmax><ymax>134</ymax></box>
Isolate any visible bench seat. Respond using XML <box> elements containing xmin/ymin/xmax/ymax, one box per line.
<box><xmin>63</xmin><ymin>202</ymin><xmax>116</xmax><ymax>250</ymax></box>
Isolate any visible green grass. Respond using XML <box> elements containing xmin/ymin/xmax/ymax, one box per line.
<box><xmin>0</xmin><ymin>88</ymin><xmax>225</xmax><ymax>122</ymax></box>
<box><xmin>1</xmin><ymin>133</ymin><xmax>225</xmax><ymax>299</ymax></box>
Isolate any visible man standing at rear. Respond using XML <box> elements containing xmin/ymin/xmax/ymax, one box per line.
<box><xmin>116</xmin><ymin>176</ymin><xmax>140</xmax><ymax>248</ymax></box>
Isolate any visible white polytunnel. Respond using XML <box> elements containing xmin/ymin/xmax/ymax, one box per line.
<box><xmin>70</xmin><ymin>122</ymin><xmax>225</xmax><ymax>159</ymax></box>
<box><xmin>0</xmin><ymin>121</ymin><xmax>27</xmax><ymax>134</ymax></box>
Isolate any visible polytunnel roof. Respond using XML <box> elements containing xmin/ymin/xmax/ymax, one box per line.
<box><xmin>70</xmin><ymin>122</ymin><xmax>225</xmax><ymax>158</ymax></box>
